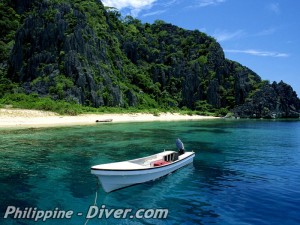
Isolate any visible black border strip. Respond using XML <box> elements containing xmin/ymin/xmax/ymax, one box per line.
<box><xmin>91</xmin><ymin>152</ymin><xmax>195</xmax><ymax>171</ymax></box>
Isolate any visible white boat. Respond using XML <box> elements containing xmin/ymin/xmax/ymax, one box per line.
<box><xmin>91</xmin><ymin>150</ymin><xmax>195</xmax><ymax>192</ymax></box>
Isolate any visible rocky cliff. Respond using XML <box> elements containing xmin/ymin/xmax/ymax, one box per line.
<box><xmin>1</xmin><ymin>0</ymin><xmax>299</xmax><ymax>118</ymax></box>
<box><xmin>233</xmin><ymin>81</ymin><xmax>300</xmax><ymax>118</ymax></box>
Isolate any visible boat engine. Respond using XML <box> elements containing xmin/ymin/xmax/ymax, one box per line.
<box><xmin>176</xmin><ymin>138</ymin><xmax>185</xmax><ymax>155</ymax></box>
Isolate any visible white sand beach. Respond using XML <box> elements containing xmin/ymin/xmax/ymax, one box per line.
<box><xmin>0</xmin><ymin>108</ymin><xmax>219</xmax><ymax>128</ymax></box>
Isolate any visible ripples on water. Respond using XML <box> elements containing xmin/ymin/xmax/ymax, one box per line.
<box><xmin>0</xmin><ymin>120</ymin><xmax>300</xmax><ymax>225</ymax></box>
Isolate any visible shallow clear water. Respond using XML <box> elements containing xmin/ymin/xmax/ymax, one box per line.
<box><xmin>1</xmin><ymin>119</ymin><xmax>300</xmax><ymax>225</ymax></box>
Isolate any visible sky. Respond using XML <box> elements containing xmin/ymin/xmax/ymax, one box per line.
<box><xmin>102</xmin><ymin>0</ymin><xmax>300</xmax><ymax>96</ymax></box>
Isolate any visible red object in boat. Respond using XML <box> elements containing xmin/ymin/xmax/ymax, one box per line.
<box><xmin>153</xmin><ymin>160</ymin><xmax>169</xmax><ymax>167</ymax></box>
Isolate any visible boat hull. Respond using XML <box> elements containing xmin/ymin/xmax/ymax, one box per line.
<box><xmin>91</xmin><ymin>153</ymin><xmax>195</xmax><ymax>192</ymax></box>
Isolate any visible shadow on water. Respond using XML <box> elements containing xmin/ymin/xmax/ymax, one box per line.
<box><xmin>0</xmin><ymin>172</ymin><xmax>38</xmax><ymax>216</ymax></box>
<box><xmin>193</xmin><ymin>160</ymin><xmax>241</xmax><ymax>189</ymax></box>
<box><xmin>0</xmin><ymin>127</ymin><xmax>48</xmax><ymax>135</ymax></box>
<box><xmin>63</xmin><ymin>155</ymin><xmax>95</xmax><ymax>198</ymax></box>
<box><xmin>96</xmin><ymin>164</ymin><xmax>220</xmax><ymax>224</ymax></box>
<box><xmin>141</xmin><ymin>128</ymin><xmax>177</xmax><ymax>138</ymax></box>
<box><xmin>187</xmin><ymin>128</ymin><xmax>231</xmax><ymax>134</ymax></box>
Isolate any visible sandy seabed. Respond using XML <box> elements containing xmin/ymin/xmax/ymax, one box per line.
<box><xmin>0</xmin><ymin>108</ymin><xmax>219</xmax><ymax>128</ymax></box>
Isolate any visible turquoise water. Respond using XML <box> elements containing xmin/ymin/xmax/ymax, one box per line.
<box><xmin>0</xmin><ymin>119</ymin><xmax>300</xmax><ymax>225</ymax></box>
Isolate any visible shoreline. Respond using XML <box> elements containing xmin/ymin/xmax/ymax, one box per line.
<box><xmin>0</xmin><ymin>108</ymin><xmax>219</xmax><ymax>128</ymax></box>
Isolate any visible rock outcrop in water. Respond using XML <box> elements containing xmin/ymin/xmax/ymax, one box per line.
<box><xmin>0</xmin><ymin>0</ymin><xmax>299</xmax><ymax>118</ymax></box>
<box><xmin>233</xmin><ymin>81</ymin><xmax>300</xmax><ymax>118</ymax></box>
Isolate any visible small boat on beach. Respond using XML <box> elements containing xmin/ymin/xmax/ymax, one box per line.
<box><xmin>91</xmin><ymin>139</ymin><xmax>195</xmax><ymax>192</ymax></box>
<box><xmin>95</xmin><ymin>119</ymin><xmax>113</xmax><ymax>123</ymax></box>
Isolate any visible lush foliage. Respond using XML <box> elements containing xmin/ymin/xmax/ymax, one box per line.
<box><xmin>0</xmin><ymin>1</ymin><xmax>20</xmax><ymax>97</ymax></box>
<box><xmin>0</xmin><ymin>93</ymin><xmax>201</xmax><ymax>116</ymax></box>
<box><xmin>0</xmin><ymin>0</ymin><xmax>298</xmax><ymax>118</ymax></box>
<box><xmin>0</xmin><ymin>1</ymin><xmax>20</xmax><ymax>61</ymax></box>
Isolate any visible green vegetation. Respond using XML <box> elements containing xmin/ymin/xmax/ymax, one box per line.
<box><xmin>0</xmin><ymin>93</ymin><xmax>215</xmax><ymax>116</ymax></box>
<box><xmin>0</xmin><ymin>0</ymin><xmax>298</xmax><ymax>118</ymax></box>
<box><xmin>0</xmin><ymin>1</ymin><xmax>20</xmax><ymax>97</ymax></box>
<box><xmin>0</xmin><ymin>1</ymin><xmax>20</xmax><ymax>61</ymax></box>
<box><xmin>0</xmin><ymin>93</ymin><xmax>85</xmax><ymax>115</ymax></box>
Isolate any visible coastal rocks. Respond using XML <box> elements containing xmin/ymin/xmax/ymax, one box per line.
<box><xmin>233</xmin><ymin>81</ymin><xmax>300</xmax><ymax>118</ymax></box>
<box><xmin>207</xmin><ymin>79</ymin><xmax>221</xmax><ymax>107</ymax></box>
<box><xmin>8</xmin><ymin>0</ymin><xmax>126</xmax><ymax>107</ymax></box>
<box><xmin>126</xmin><ymin>90</ymin><xmax>138</xmax><ymax>107</ymax></box>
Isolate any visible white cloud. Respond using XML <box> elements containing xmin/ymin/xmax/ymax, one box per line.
<box><xmin>196</xmin><ymin>0</ymin><xmax>226</xmax><ymax>7</ymax></box>
<box><xmin>225</xmin><ymin>49</ymin><xmax>289</xmax><ymax>58</ymax></box>
<box><xmin>213</xmin><ymin>27</ymin><xmax>277</xmax><ymax>42</ymax></box>
<box><xmin>102</xmin><ymin>0</ymin><xmax>156</xmax><ymax>9</ymax></box>
<box><xmin>267</xmin><ymin>3</ymin><xmax>280</xmax><ymax>14</ymax></box>
<box><xmin>142</xmin><ymin>10</ymin><xmax>166</xmax><ymax>17</ymax></box>
<box><xmin>102</xmin><ymin>0</ymin><xmax>157</xmax><ymax>16</ymax></box>
<box><xmin>254</xmin><ymin>27</ymin><xmax>277</xmax><ymax>37</ymax></box>
<box><xmin>213</xmin><ymin>29</ymin><xmax>245</xmax><ymax>42</ymax></box>
<box><xmin>185</xmin><ymin>0</ymin><xmax>226</xmax><ymax>9</ymax></box>
<box><xmin>159</xmin><ymin>0</ymin><xmax>179</xmax><ymax>7</ymax></box>
<box><xmin>199</xmin><ymin>27</ymin><xmax>207</xmax><ymax>32</ymax></box>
